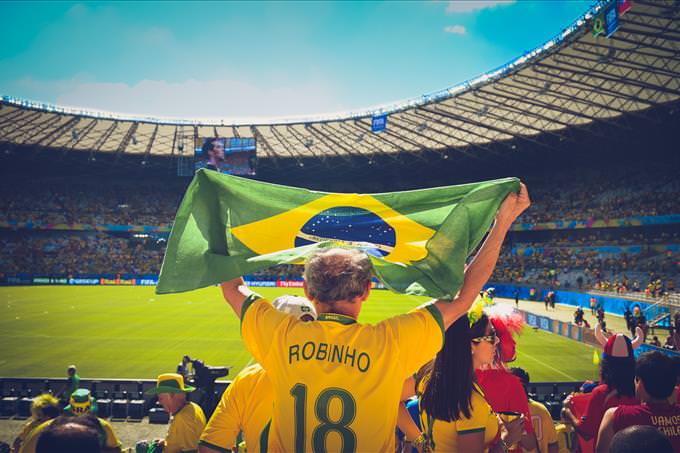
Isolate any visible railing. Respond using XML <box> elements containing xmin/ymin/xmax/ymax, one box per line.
<box><xmin>589</xmin><ymin>289</ymin><xmax>680</xmax><ymax>307</ymax></box>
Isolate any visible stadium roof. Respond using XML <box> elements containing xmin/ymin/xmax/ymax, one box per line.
<box><xmin>0</xmin><ymin>0</ymin><xmax>678</xmax><ymax>162</ymax></box>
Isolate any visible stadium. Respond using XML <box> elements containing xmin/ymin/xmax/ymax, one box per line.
<box><xmin>1</xmin><ymin>0</ymin><xmax>679</xmax><ymax>452</ymax></box>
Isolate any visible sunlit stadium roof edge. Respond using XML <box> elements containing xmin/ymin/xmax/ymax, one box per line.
<box><xmin>0</xmin><ymin>1</ymin><xmax>609</xmax><ymax>126</ymax></box>
<box><xmin>1</xmin><ymin>0</ymin><xmax>678</xmax><ymax>158</ymax></box>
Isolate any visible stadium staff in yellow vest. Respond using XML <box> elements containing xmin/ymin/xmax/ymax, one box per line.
<box><xmin>199</xmin><ymin>295</ymin><xmax>317</xmax><ymax>453</ymax></box>
<box><xmin>19</xmin><ymin>389</ymin><xmax>122</xmax><ymax>453</ymax></box>
<box><xmin>219</xmin><ymin>184</ymin><xmax>530</xmax><ymax>452</ymax></box>
<box><xmin>146</xmin><ymin>373</ymin><xmax>207</xmax><ymax>453</ymax></box>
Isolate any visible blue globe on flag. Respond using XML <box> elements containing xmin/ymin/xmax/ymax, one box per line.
<box><xmin>294</xmin><ymin>206</ymin><xmax>396</xmax><ymax>257</ymax></box>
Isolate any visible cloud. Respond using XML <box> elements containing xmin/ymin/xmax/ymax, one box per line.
<box><xmin>6</xmin><ymin>76</ymin><xmax>342</xmax><ymax>122</ymax></box>
<box><xmin>443</xmin><ymin>25</ymin><xmax>467</xmax><ymax>35</ymax></box>
<box><xmin>445</xmin><ymin>1</ymin><xmax>515</xmax><ymax>14</ymax></box>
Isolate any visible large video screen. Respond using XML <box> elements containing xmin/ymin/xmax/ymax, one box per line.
<box><xmin>194</xmin><ymin>137</ymin><xmax>256</xmax><ymax>175</ymax></box>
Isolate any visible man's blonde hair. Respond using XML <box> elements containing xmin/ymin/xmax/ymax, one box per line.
<box><xmin>304</xmin><ymin>248</ymin><xmax>373</xmax><ymax>304</ymax></box>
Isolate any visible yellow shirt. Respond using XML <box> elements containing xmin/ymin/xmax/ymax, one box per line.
<box><xmin>554</xmin><ymin>423</ymin><xmax>576</xmax><ymax>453</ymax></box>
<box><xmin>19</xmin><ymin>417</ymin><xmax>121</xmax><ymax>453</ymax></box>
<box><xmin>241</xmin><ymin>295</ymin><xmax>444</xmax><ymax>453</ymax></box>
<box><xmin>166</xmin><ymin>401</ymin><xmax>206</xmax><ymax>453</ymax></box>
<box><xmin>14</xmin><ymin>418</ymin><xmax>43</xmax><ymax>451</ymax></box>
<box><xmin>420</xmin><ymin>383</ymin><xmax>499</xmax><ymax>452</ymax></box>
<box><xmin>525</xmin><ymin>399</ymin><xmax>558</xmax><ymax>453</ymax></box>
<box><xmin>200</xmin><ymin>364</ymin><xmax>273</xmax><ymax>453</ymax></box>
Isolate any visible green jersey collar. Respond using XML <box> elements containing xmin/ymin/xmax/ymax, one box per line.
<box><xmin>317</xmin><ymin>313</ymin><xmax>357</xmax><ymax>325</ymax></box>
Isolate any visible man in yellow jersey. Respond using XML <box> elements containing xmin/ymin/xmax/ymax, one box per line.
<box><xmin>146</xmin><ymin>373</ymin><xmax>207</xmax><ymax>453</ymax></box>
<box><xmin>19</xmin><ymin>389</ymin><xmax>122</xmax><ymax>453</ymax></box>
<box><xmin>199</xmin><ymin>295</ymin><xmax>317</xmax><ymax>453</ymax></box>
<box><xmin>220</xmin><ymin>184</ymin><xmax>530</xmax><ymax>452</ymax></box>
<box><xmin>510</xmin><ymin>367</ymin><xmax>558</xmax><ymax>453</ymax></box>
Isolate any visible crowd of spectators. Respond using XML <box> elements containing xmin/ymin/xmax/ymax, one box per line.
<box><xmin>0</xmin><ymin>229</ymin><xmax>678</xmax><ymax>295</ymax></box>
<box><xmin>520</xmin><ymin>164</ymin><xmax>680</xmax><ymax>224</ymax></box>
<box><xmin>1</xmin><ymin>162</ymin><xmax>679</xmax><ymax>228</ymax></box>
<box><xmin>0</xmin><ymin>179</ymin><xmax>185</xmax><ymax>227</ymax></box>
<box><xmin>0</xmin><ymin>233</ymin><xmax>164</xmax><ymax>276</ymax></box>
<box><xmin>491</xmin><ymin>248</ymin><xmax>678</xmax><ymax>294</ymax></box>
<box><xmin>0</xmin><ymin>164</ymin><xmax>678</xmax><ymax>288</ymax></box>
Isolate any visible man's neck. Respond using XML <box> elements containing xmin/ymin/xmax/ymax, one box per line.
<box><xmin>315</xmin><ymin>300</ymin><xmax>360</xmax><ymax>319</ymax></box>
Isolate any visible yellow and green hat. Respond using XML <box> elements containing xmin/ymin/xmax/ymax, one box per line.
<box><xmin>65</xmin><ymin>388</ymin><xmax>93</xmax><ymax>415</ymax></box>
<box><xmin>145</xmin><ymin>373</ymin><xmax>195</xmax><ymax>395</ymax></box>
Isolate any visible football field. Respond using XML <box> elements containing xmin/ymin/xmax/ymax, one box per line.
<box><xmin>0</xmin><ymin>286</ymin><xmax>599</xmax><ymax>382</ymax></box>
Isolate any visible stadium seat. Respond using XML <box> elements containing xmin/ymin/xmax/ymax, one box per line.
<box><xmin>148</xmin><ymin>407</ymin><xmax>169</xmax><ymax>424</ymax></box>
<box><xmin>92</xmin><ymin>381</ymin><xmax>115</xmax><ymax>399</ymax></box>
<box><xmin>96</xmin><ymin>398</ymin><xmax>112</xmax><ymax>418</ymax></box>
<box><xmin>0</xmin><ymin>381</ymin><xmax>18</xmax><ymax>398</ymax></box>
<box><xmin>0</xmin><ymin>396</ymin><xmax>18</xmax><ymax>416</ymax></box>
<box><xmin>128</xmin><ymin>399</ymin><xmax>145</xmax><ymax>420</ymax></box>
<box><xmin>17</xmin><ymin>397</ymin><xmax>33</xmax><ymax>418</ymax></box>
<box><xmin>21</xmin><ymin>381</ymin><xmax>45</xmax><ymax>397</ymax></box>
<box><xmin>111</xmin><ymin>398</ymin><xmax>128</xmax><ymax>419</ymax></box>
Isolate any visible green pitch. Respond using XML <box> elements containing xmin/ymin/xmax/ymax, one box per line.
<box><xmin>0</xmin><ymin>286</ymin><xmax>598</xmax><ymax>382</ymax></box>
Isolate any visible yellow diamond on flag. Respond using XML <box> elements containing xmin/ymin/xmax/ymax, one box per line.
<box><xmin>230</xmin><ymin>193</ymin><xmax>436</xmax><ymax>264</ymax></box>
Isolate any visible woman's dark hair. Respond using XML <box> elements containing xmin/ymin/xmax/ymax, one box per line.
<box><xmin>600</xmin><ymin>354</ymin><xmax>636</xmax><ymax>397</ymax></box>
<box><xmin>418</xmin><ymin>313</ymin><xmax>489</xmax><ymax>421</ymax></box>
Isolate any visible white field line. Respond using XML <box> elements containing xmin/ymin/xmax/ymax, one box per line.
<box><xmin>515</xmin><ymin>350</ymin><xmax>580</xmax><ymax>381</ymax></box>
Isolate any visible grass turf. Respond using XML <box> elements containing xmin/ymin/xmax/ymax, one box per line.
<box><xmin>0</xmin><ymin>286</ymin><xmax>599</xmax><ymax>382</ymax></box>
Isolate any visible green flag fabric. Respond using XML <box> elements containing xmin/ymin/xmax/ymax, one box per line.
<box><xmin>156</xmin><ymin>169</ymin><xmax>519</xmax><ymax>298</ymax></box>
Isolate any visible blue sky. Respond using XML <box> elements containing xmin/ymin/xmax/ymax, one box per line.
<box><xmin>0</xmin><ymin>1</ymin><xmax>593</xmax><ymax>121</ymax></box>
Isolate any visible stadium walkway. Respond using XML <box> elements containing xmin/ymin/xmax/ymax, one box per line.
<box><xmin>496</xmin><ymin>298</ymin><xmax>630</xmax><ymax>336</ymax></box>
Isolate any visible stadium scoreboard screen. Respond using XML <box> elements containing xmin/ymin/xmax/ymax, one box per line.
<box><xmin>194</xmin><ymin>137</ymin><xmax>256</xmax><ymax>175</ymax></box>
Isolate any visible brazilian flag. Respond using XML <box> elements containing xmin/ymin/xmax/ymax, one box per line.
<box><xmin>156</xmin><ymin>169</ymin><xmax>519</xmax><ymax>298</ymax></box>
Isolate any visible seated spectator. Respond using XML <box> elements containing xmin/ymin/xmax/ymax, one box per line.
<box><xmin>63</xmin><ymin>389</ymin><xmax>98</xmax><ymax>416</ymax></box>
<box><xmin>12</xmin><ymin>394</ymin><xmax>60</xmax><ymax>453</ymax></box>
<box><xmin>509</xmin><ymin>367</ymin><xmax>558</xmax><ymax>453</ymax></box>
<box><xmin>198</xmin><ymin>295</ymin><xmax>317</xmax><ymax>453</ymax></box>
<box><xmin>146</xmin><ymin>373</ymin><xmax>206</xmax><ymax>453</ymax></box>
<box><xmin>561</xmin><ymin>325</ymin><xmax>641</xmax><ymax>443</ymax></box>
<box><xmin>35</xmin><ymin>415</ymin><xmax>101</xmax><ymax>453</ymax></box>
<box><xmin>20</xmin><ymin>390</ymin><xmax>121</xmax><ymax>453</ymax></box>
<box><xmin>596</xmin><ymin>351</ymin><xmax>680</xmax><ymax>452</ymax></box>
<box><xmin>650</xmin><ymin>336</ymin><xmax>661</xmax><ymax>347</ymax></box>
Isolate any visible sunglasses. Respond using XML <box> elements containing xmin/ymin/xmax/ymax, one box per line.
<box><xmin>472</xmin><ymin>332</ymin><xmax>499</xmax><ymax>345</ymax></box>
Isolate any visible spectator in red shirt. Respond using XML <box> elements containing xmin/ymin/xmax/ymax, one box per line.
<box><xmin>561</xmin><ymin>324</ymin><xmax>642</xmax><ymax>442</ymax></box>
<box><xmin>476</xmin><ymin>305</ymin><xmax>537</xmax><ymax>452</ymax></box>
<box><xmin>596</xmin><ymin>351</ymin><xmax>680</xmax><ymax>452</ymax></box>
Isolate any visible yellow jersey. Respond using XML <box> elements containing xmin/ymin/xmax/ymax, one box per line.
<box><xmin>165</xmin><ymin>401</ymin><xmax>206</xmax><ymax>453</ymax></box>
<box><xmin>200</xmin><ymin>363</ymin><xmax>273</xmax><ymax>453</ymax></box>
<box><xmin>524</xmin><ymin>399</ymin><xmax>558</xmax><ymax>453</ymax></box>
<box><xmin>554</xmin><ymin>423</ymin><xmax>576</xmax><ymax>453</ymax></box>
<box><xmin>420</xmin><ymin>383</ymin><xmax>499</xmax><ymax>452</ymax></box>
<box><xmin>241</xmin><ymin>294</ymin><xmax>444</xmax><ymax>453</ymax></box>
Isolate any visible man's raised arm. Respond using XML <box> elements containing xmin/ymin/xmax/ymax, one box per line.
<box><xmin>434</xmin><ymin>183</ymin><xmax>530</xmax><ymax>329</ymax></box>
<box><xmin>220</xmin><ymin>277</ymin><xmax>255</xmax><ymax>319</ymax></box>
